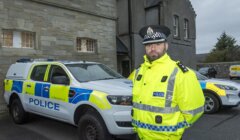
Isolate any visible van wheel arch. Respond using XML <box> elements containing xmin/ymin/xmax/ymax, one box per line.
<box><xmin>9</xmin><ymin>93</ymin><xmax>20</xmax><ymax>106</ymax></box>
<box><xmin>74</xmin><ymin>105</ymin><xmax>99</xmax><ymax>125</ymax></box>
<box><xmin>9</xmin><ymin>93</ymin><xmax>28</xmax><ymax>124</ymax></box>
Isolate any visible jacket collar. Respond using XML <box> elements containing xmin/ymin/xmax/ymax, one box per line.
<box><xmin>143</xmin><ymin>53</ymin><xmax>171</xmax><ymax>66</ymax></box>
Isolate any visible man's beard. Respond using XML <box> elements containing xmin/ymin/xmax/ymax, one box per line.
<box><xmin>146</xmin><ymin>51</ymin><xmax>166</xmax><ymax>62</ymax></box>
<box><xmin>147</xmin><ymin>54</ymin><xmax>161</xmax><ymax>62</ymax></box>
<box><xmin>145</xmin><ymin>43</ymin><xmax>168</xmax><ymax>62</ymax></box>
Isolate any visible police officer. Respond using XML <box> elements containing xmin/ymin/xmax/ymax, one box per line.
<box><xmin>129</xmin><ymin>25</ymin><xmax>205</xmax><ymax>140</ymax></box>
<box><xmin>208</xmin><ymin>67</ymin><xmax>217</xmax><ymax>78</ymax></box>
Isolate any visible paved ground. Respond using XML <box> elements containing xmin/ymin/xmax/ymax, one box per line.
<box><xmin>183</xmin><ymin>107</ymin><xmax>240</xmax><ymax>140</ymax></box>
<box><xmin>0</xmin><ymin>112</ymin><xmax>78</xmax><ymax>140</ymax></box>
<box><xmin>1</xmin><ymin>106</ymin><xmax>240</xmax><ymax>140</ymax></box>
<box><xmin>0</xmin><ymin>112</ymin><xmax>134</xmax><ymax>140</ymax></box>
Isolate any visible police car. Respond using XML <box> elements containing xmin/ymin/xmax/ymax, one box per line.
<box><xmin>196</xmin><ymin>72</ymin><xmax>240</xmax><ymax>114</ymax></box>
<box><xmin>3</xmin><ymin>59</ymin><xmax>134</xmax><ymax>140</ymax></box>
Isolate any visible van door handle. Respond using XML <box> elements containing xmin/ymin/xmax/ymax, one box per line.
<box><xmin>44</xmin><ymin>87</ymin><xmax>49</xmax><ymax>91</ymax></box>
<box><xmin>27</xmin><ymin>85</ymin><xmax>31</xmax><ymax>88</ymax></box>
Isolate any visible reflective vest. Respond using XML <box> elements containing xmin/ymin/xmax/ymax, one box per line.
<box><xmin>129</xmin><ymin>54</ymin><xmax>205</xmax><ymax>140</ymax></box>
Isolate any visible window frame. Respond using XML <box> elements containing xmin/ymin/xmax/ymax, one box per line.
<box><xmin>76</xmin><ymin>37</ymin><xmax>97</xmax><ymax>53</ymax></box>
<box><xmin>184</xmin><ymin>18</ymin><xmax>189</xmax><ymax>39</ymax></box>
<box><xmin>145</xmin><ymin>5</ymin><xmax>160</xmax><ymax>25</ymax></box>
<box><xmin>2</xmin><ymin>30</ymin><xmax>13</xmax><ymax>48</ymax></box>
<box><xmin>173</xmin><ymin>15</ymin><xmax>180</xmax><ymax>38</ymax></box>
<box><xmin>2</xmin><ymin>29</ymin><xmax>35</xmax><ymax>49</ymax></box>
<box><xmin>48</xmin><ymin>65</ymin><xmax>70</xmax><ymax>85</ymax></box>
<box><xmin>30</xmin><ymin>65</ymin><xmax>48</xmax><ymax>82</ymax></box>
<box><xmin>21</xmin><ymin>31</ymin><xmax>35</xmax><ymax>48</ymax></box>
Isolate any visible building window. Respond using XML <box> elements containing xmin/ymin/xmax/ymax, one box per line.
<box><xmin>76</xmin><ymin>37</ymin><xmax>97</xmax><ymax>53</ymax></box>
<box><xmin>184</xmin><ymin>19</ymin><xmax>189</xmax><ymax>39</ymax></box>
<box><xmin>21</xmin><ymin>31</ymin><xmax>35</xmax><ymax>48</ymax></box>
<box><xmin>2</xmin><ymin>30</ymin><xmax>35</xmax><ymax>48</ymax></box>
<box><xmin>145</xmin><ymin>6</ymin><xmax>160</xmax><ymax>25</ymax></box>
<box><xmin>173</xmin><ymin>15</ymin><xmax>179</xmax><ymax>37</ymax></box>
<box><xmin>2</xmin><ymin>31</ymin><xmax>13</xmax><ymax>48</ymax></box>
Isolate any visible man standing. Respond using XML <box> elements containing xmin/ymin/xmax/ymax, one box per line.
<box><xmin>129</xmin><ymin>25</ymin><xmax>205</xmax><ymax>140</ymax></box>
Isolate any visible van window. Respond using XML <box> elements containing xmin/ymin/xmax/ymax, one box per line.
<box><xmin>30</xmin><ymin>65</ymin><xmax>48</xmax><ymax>81</ymax></box>
<box><xmin>48</xmin><ymin>65</ymin><xmax>69</xmax><ymax>84</ymax></box>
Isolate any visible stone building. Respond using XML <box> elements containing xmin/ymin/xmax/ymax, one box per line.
<box><xmin>0</xmin><ymin>0</ymin><xmax>117</xmax><ymax>108</ymax></box>
<box><xmin>0</xmin><ymin>0</ymin><xmax>197</xmax><ymax>110</ymax></box>
<box><xmin>116</xmin><ymin>0</ymin><xmax>196</xmax><ymax>76</ymax></box>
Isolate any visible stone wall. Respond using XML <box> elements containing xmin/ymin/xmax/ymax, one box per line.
<box><xmin>0</xmin><ymin>0</ymin><xmax>117</xmax><ymax>110</ymax></box>
<box><xmin>197</xmin><ymin>61</ymin><xmax>240</xmax><ymax>78</ymax></box>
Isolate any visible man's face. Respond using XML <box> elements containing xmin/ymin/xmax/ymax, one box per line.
<box><xmin>145</xmin><ymin>42</ymin><xmax>168</xmax><ymax>62</ymax></box>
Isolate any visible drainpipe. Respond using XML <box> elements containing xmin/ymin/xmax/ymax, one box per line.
<box><xmin>128</xmin><ymin>0</ymin><xmax>134</xmax><ymax>71</ymax></box>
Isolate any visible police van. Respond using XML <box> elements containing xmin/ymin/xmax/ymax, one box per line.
<box><xmin>229</xmin><ymin>65</ymin><xmax>240</xmax><ymax>79</ymax></box>
<box><xmin>3</xmin><ymin>59</ymin><xmax>134</xmax><ymax>140</ymax></box>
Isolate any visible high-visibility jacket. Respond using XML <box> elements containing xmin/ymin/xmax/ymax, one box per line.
<box><xmin>129</xmin><ymin>54</ymin><xmax>205</xmax><ymax>140</ymax></box>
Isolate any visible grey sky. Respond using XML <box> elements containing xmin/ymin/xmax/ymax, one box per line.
<box><xmin>190</xmin><ymin>0</ymin><xmax>240</xmax><ymax>54</ymax></box>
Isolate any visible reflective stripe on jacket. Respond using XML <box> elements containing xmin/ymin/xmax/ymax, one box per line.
<box><xmin>129</xmin><ymin>54</ymin><xmax>205</xmax><ymax>140</ymax></box>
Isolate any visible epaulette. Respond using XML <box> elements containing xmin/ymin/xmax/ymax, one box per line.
<box><xmin>176</xmin><ymin>61</ymin><xmax>189</xmax><ymax>73</ymax></box>
<box><xmin>135</xmin><ymin>67</ymin><xmax>141</xmax><ymax>81</ymax></box>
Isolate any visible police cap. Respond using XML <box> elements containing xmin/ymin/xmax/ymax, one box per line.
<box><xmin>139</xmin><ymin>25</ymin><xmax>171</xmax><ymax>45</ymax></box>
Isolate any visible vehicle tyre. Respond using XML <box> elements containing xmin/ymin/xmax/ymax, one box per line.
<box><xmin>77</xmin><ymin>110</ymin><xmax>113</xmax><ymax>140</ymax></box>
<box><xmin>204</xmin><ymin>92</ymin><xmax>220</xmax><ymax>114</ymax></box>
<box><xmin>10</xmin><ymin>99</ymin><xmax>28</xmax><ymax>124</ymax></box>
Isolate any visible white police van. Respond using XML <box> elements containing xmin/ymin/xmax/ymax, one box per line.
<box><xmin>229</xmin><ymin>65</ymin><xmax>240</xmax><ymax>79</ymax></box>
<box><xmin>3</xmin><ymin>58</ymin><xmax>134</xmax><ymax>140</ymax></box>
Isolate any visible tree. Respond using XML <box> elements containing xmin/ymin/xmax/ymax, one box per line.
<box><xmin>205</xmin><ymin>32</ymin><xmax>240</xmax><ymax>62</ymax></box>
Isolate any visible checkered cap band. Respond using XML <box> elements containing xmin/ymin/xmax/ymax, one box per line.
<box><xmin>143</xmin><ymin>32</ymin><xmax>166</xmax><ymax>44</ymax></box>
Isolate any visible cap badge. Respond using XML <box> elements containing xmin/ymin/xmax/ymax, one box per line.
<box><xmin>147</xmin><ymin>27</ymin><xmax>154</xmax><ymax>36</ymax></box>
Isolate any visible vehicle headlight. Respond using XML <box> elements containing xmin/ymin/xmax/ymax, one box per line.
<box><xmin>107</xmin><ymin>95</ymin><xmax>132</xmax><ymax>106</ymax></box>
<box><xmin>214</xmin><ymin>84</ymin><xmax>238</xmax><ymax>91</ymax></box>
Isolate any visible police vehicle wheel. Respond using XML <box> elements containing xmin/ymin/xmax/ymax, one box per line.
<box><xmin>77</xmin><ymin>111</ymin><xmax>113</xmax><ymax>140</ymax></box>
<box><xmin>10</xmin><ymin>99</ymin><xmax>28</xmax><ymax>124</ymax></box>
<box><xmin>204</xmin><ymin>92</ymin><xmax>220</xmax><ymax>114</ymax></box>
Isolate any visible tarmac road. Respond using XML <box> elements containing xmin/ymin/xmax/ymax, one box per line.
<box><xmin>0</xmin><ymin>112</ymin><xmax>134</xmax><ymax>140</ymax></box>
<box><xmin>183</xmin><ymin>107</ymin><xmax>240</xmax><ymax>140</ymax></box>
<box><xmin>1</xmin><ymin>106</ymin><xmax>240</xmax><ymax>140</ymax></box>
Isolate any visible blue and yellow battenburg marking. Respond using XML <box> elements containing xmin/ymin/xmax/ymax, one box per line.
<box><xmin>12</xmin><ymin>81</ymin><xmax>23</xmax><ymax>93</ymax></box>
<box><xmin>4</xmin><ymin>79</ymin><xmax>111</xmax><ymax>110</ymax></box>
<box><xmin>199</xmin><ymin>81</ymin><xmax>226</xmax><ymax>96</ymax></box>
<box><xmin>69</xmin><ymin>87</ymin><xmax>92</xmax><ymax>103</ymax></box>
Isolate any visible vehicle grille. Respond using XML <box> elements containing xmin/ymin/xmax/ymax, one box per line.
<box><xmin>116</xmin><ymin>121</ymin><xmax>132</xmax><ymax>127</ymax></box>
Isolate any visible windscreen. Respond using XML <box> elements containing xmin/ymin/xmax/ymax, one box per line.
<box><xmin>66</xmin><ymin>63</ymin><xmax>123</xmax><ymax>82</ymax></box>
<box><xmin>195</xmin><ymin>71</ymin><xmax>208</xmax><ymax>80</ymax></box>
